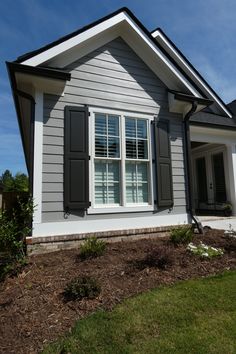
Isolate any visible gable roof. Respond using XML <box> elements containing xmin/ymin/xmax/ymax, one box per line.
<box><xmin>14</xmin><ymin>7</ymin><xmax>232</xmax><ymax>118</ymax></box>
<box><xmin>151</xmin><ymin>28</ymin><xmax>232</xmax><ymax>118</ymax></box>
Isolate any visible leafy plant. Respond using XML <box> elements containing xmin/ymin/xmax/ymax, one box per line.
<box><xmin>170</xmin><ymin>225</ymin><xmax>193</xmax><ymax>245</ymax></box>
<box><xmin>79</xmin><ymin>237</ymin><xmax>106</xmax><ymax>260</ymax></box>
<box><xmin>187</xmin><ymin>242</ymin><xmax>224</xmax><ymax>258</ymax></box>
<box><xmin>0</xmin><ymin>196</ymin><xmax>34</xmax><ymax>281</ymax></box>
<box><xmin>63</xmin><ymin>276</ymin><xmax>101</xmax><ymax>301</ymax></box>
<box><xmin>222</xmin><ymin>203</ymin><xmax>232</xmax><ymax>217</ymax></box>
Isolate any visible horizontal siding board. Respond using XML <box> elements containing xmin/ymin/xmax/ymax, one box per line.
<box><xmin>173</xmin><ymin>183</ymin><xmax>186</xmax><ymax>191</ymax></box>
<box><xmin>44</xmin><ymin>117</ymin><xmax>64</xmax><ymax>127</ymax></box>
<box><xmin>170</xmin><ymin>145</ymin><xmax>183</xmax><ymax>154</ymax></box>
<box><xmin>172</xmin><ymin>168</ymin><xmax>185</xmax><ymax>176</ymax></box>
<box><xmin>43</xmin><ymin>164</ymin><xmax>63</xmax><ymax>173</ymax></box>
<box><xmin>43</xmin><ymin>154</ymin><xmax>64</xmax><ymax>164</ymax></box>
<box><xmin>42</xmin><ymin>192</ymin><xmax>63</xmax><ymax>202</ymax></box>
<box><xmin>71</xmin><ymin>64</ymin><xmax>164</xmax><ymax>87</ymax></box>
<box><xmin>43</xmin><ymin>136</ymin><xmax>63</xmax><ymax>146</ymax></box>
<box><xmin>45</xmin><ymin>91</ymin><xmax>162</xmax><ymax>110</ymax></box>
<box><xmin>173</xmin><ymin>175</ymin><xmax>185</xmax><ymax>183</ymax></box>
<box><xmin>43</xmin><ymin>145</ymin><xmax>64</xmax><ymax>155</ymax></box>
<box><xmin>45</xmin><ymin>97</ymin><xmax>159</xmax><ymax>115</ymax></box>
<box><xmin>41</xmin><ymin>38</ymin><xmax>186</xmax><ymax>220</ymax></box>
<box><xmin>42</xmin><ymin>202</ymin><xmax>63</xmax><ymax>212</ymax></box>
<box><xmin>174</xmin><ymin>199</ymin><xmax>186</xmax><ymax>206</ymax></box>
<box><xmin>66</xmin><ymin>80</ymin><xmax>166</xmax><ymax>101</ymax></box>
<box><xmin>172</xmin><ymin>160</ymin><xmax>184</xmax><ymax>168</ymax></box>
<box><xmin>42</xmin><ymin>205</ymin><xmax>187</xmax><ymax>222</ymax></box>
<box><xmin>173</xmin><ymin>190</ymin><xmax>186</xmax><ymax>198</ymax></box>
<box><xmin>171</xmin><ymin>153</ymin><xmax>184</xmax><ymax>161</ymax></box>
<box><xmin>43</xmin><ymin>182</ymin><xmax>63</xmax><ymax>192</ymax></box>
<box><xmin>69</xmin><ymin>73</ymin><xmax>164</xmax><ymax>93</ymax></box>
<box><xmin>42</xmin><ymin>174</ymin><xmax>63</xmax><ymax>183</ymax></box>
<box><xmin>71</xmin><ymin>56</ymin><xmax>156</xmax><ymax>78</ymax></box>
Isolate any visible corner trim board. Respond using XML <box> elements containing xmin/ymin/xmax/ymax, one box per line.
<box><xmin>33</xmin><ymin>91</ymin><xmax>43</xmax><ymax>224</ymax></box>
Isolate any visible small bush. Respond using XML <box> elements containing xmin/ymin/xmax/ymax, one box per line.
<box><xmin>79</xmin><ymin>237</ymin><xmax>106</xmax><ymax>260</ymax></box>
<box><xmin>144</xmin><ymin>246</ymin><xmax>174</xmax><ymax>269</ymax></box>
<box><xmin>170</xmin><ymin>225</ymin><xmax>193</xmax><ymax>245</ymax></box>
<box><xmin>63</xmin><ymin>276</ymin><xmax>101</xmax><ymax>301</ymax></box>
<box><xmin>187</xmin><ymin>242</ymin><xmax>224</xmax><ymax>258</ymax></box>
<box><xmin>0</xmin><ymin>196</ymin><xmax>33</xmax><ymax>281</ymax></box>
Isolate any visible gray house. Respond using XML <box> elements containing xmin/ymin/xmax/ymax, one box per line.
<box><xmin>7</xmin><ymin>8</ymin><xmax>236</xmax><ymax>250</ymax></box>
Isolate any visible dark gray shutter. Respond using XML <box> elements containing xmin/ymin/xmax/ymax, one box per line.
<box><xmin>64</xmin><ymin>106</ymin><xmax>90</xmax><ymax>210</ymax></box>
<box><xmin>154</xmin><ymin>119</ymin><xmax>173</xmax><ymax>208</ymax></box>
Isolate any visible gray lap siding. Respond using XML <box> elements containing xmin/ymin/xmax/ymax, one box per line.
<box><xmin>42</xmin><ymin>37</ymin><xmax>186</xmax><ymax>222</ymax></box>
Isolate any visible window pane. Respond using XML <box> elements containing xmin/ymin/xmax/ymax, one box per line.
<box><xmin>94</xmin><ymin>161</ymin><xmax>106</xmax><ymax>182</ymax></box>
<box><xmin>126</xmin><ymin>184</ymin><xmax>137</xmax><ymax>203</ymax></box>
<box><xmin>137</xmin><ymin>163</ymin><xmax>148</xmax><ymax>182</ymax></box>
<box><xmin>126</xmin><ymin>162</ymin><xmax>136</xmax><ymax>183</ymax></box>
<box><xmin>108</xmin><ymin>183</ymin><xmax>120</xmax><ymax>204</ymax></box>
<box><xmin>94</xmin><ymin>161</ymin><xmax>120</xmax><ymax>205</ymax></box>
<box><xmin>125</xmin><ymin>118</ymin><xmax>136</xmax><ymax>137</ymax></box>
<box><xmin>95</xmin><ymin>114</ymin><xmax>106</xmax><ymax>135</ymax></box>
<box><xmin>108</xmin><ymin>137</ymin><xmax>120</xmax><ymax>158</ymax></box>
<box><xmin>108</xmin><ymin>115</ymin><xmax>119</xmax><ymax>136</ymax></box>
<box><xmin>126</xmin><ymin>162</ymin><xmax>149</xmax><ymax>204</ymax></box>
<box><xmin>138</xmin><ymin>184</ymin><xmax>148</xmax><ymax>203</ymax></box>
<box><xmin>95</xmin><ymin>183</ymin><xmax>107</xmax><ymax>205</ymax></box>
<box><xmin>137</xmin><ymin>120</ymin><xmax>147</xmax><ymax>139</ymax></box>
<box><xmin>137</xmin><ymin>140</ymin><xmax>148</xmax><ymax>159</ymax></box>
<box><xmin>108</xmin><ymin>161</ymin><xmax>120</xmax><ymax>182</ymax></box>
<box><xmin>126</xmin><ymin>139</ymin><xmax>136</xmax><ymax>159</ymax></box>
<box><xmin>95</xmin><ymin>136</ymin><xmax>107</xmax><ymax>157</ymax></box>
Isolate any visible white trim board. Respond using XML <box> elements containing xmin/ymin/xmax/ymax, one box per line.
<box><xmin>32</xmin><ymin>213</ymin><xmax>189</xmax><ymax>237</ymax></box>
<box><xmin>32</xmin><ymin>91</ymin><xmax>43</xmax><ymax>224</ymax></box>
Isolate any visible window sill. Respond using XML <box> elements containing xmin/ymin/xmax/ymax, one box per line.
<box><xmin>87</xmin><ymin>205</ymin><xmax>154</xmax><ymax>215</ymax></box>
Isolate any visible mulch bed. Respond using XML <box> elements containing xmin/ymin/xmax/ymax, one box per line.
<box><xmin>0</xmin><ymin>229</ymin><xmax>235</xmax><ymax>354</ymax></box>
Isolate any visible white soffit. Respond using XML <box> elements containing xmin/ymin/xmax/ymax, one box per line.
<box><xmin>152</xmin><ymin>29</ymin><xmax>232</xmax><ymax>118</ymax></box>
<box><xmin>16</xmin><ymin>72</ymin><xmax>66</xmax><ymax>95</ymax></box>
<box><xmin>20</xmin><ymin>11</ymin><xmax>201</xmax><ymax>98</ymax></box>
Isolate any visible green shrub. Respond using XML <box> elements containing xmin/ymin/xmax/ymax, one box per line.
<box><xmin>170</xmin><ymin>225</ymin><xmax>193</xmax><ymax>245</ymax></box>
<box><xmin>187</xmin><ymin>242</ymin><xmax>224</xmax><ymax>258</ymax></box>
<box><xmin>0</xmin><ymin>196</ymin><xmax>33</xmax><ymax>281</ymax></box>
<box><xmin>63</xmin><ymin>276</ymin><xmax>101</xmax><ymax>301</ymax></box>
<box><xmin>79</xmin><ymin>237</ymin><xmax>106</xmax><ymax>260</ymax></box>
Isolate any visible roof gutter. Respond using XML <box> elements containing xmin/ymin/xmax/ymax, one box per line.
<box><xmin>183</xmin><ymin>102</ymin><xmax>204</xmax><ymax>233</ymax></box>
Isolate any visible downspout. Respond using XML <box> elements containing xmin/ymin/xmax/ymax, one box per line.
<box><xmin>183</xmin><ymin>101</ymin><xmax>203</xmax><ymax>233</ymax></box>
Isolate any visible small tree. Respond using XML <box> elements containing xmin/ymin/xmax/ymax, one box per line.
<box><xmin>0</xmin><ymin>170</ymin><xmax>29</xmax><ymax>192</ymax></box>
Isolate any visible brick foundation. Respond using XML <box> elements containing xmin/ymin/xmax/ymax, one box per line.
<box><xmin>27</xmin><ymin>224</ymin><xmax>188</xmax><ymax>255</ymax></box>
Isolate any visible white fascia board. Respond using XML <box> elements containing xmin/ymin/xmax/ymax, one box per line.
<box><xmin>21</xmin><ymin>11</ymin><xmax>200</xmax><ymax>98</ymax></box>
<box><xmin>152</xmin><ymin>30</ymin><xmax>232</xmax><ymax>118</ymax></box>
<box><xmin>190</xmin><ymin>125</ymin><xmax>236</xmax><ymax>144</ymax></box>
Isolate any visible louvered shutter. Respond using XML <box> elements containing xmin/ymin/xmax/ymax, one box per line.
<box><xmin>64</xmin><ymin>106</ymin><xmax>90</xmax><ymax>210</ymax></box>
<box><xmin>154</xmin><ymin>119</ymin><xmax>173</xmax><ymax>208</ymax></box>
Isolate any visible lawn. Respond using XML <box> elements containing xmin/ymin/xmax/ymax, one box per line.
<box><xmin>43</xmin><ymin>271</ymin><xmax>236</xmax><ymax>354</ymax></box>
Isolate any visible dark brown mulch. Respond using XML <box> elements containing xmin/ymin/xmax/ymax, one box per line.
<box><xmin>0</xmin><ymin>229</ymin><xmax>235</xmax><ymax>354</ymax></box>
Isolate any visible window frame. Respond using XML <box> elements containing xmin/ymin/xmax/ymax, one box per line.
<box><xmin>88</xmin><ymin>107</ymin><xmax>154</xmax><ymax>214</ymax></box>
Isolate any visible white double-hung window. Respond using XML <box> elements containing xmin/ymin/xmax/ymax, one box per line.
<box><xmin>90</xmin><ymin>108</ymin><xmax>153</xmax><ymax>213</ymax></box>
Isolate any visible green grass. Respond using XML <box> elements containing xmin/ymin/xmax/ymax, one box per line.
<box><xmin>43</xmin><ymin>271</ymin><xmax>236</xmax><ymax>354</ymax></box>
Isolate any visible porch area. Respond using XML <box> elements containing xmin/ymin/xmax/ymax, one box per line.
<box><xmin>199</xmin><ymin>215</ymin><xmax>236</xmax><ymax>230</ymax></box>
<box><xmin>190</xmin><ymin>124</ymin><xmax>236</xmax><ymax>216</ymax></box>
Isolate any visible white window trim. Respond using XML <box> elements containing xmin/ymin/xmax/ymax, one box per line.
<box><xmin>88</xmin><ymin>107</ymin><xmax>154</xmax><ymax>214</ymax></box>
